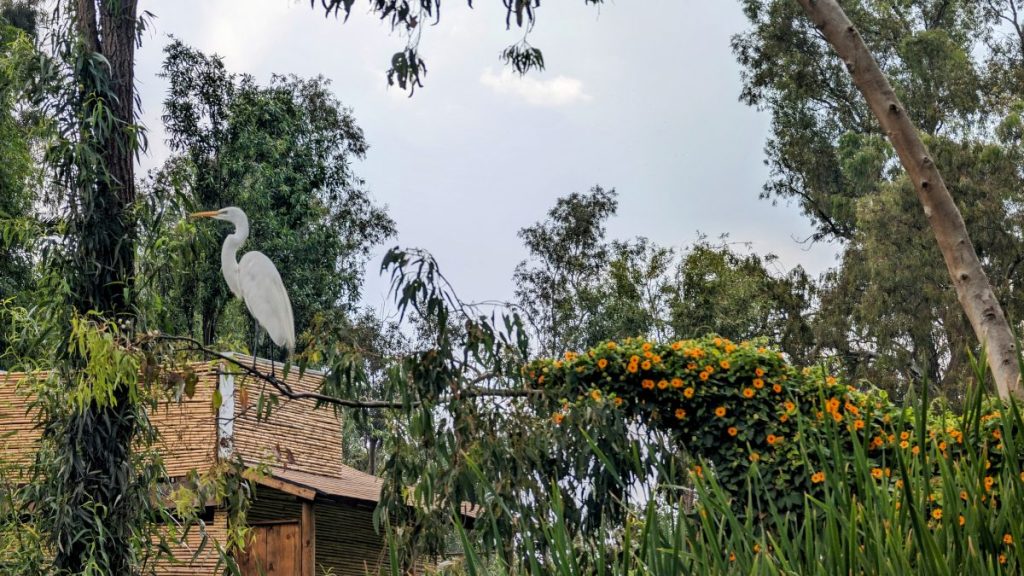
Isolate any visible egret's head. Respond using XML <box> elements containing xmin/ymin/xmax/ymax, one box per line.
<box><xmin>190</xmin><ymin>206</ymin><xmax>248</xmax><ymax>227</ymax></box>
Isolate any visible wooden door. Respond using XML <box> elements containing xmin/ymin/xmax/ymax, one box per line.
<box><xmin>238</xmin><ymin>522</ymin><xmax>301</xmax><ymax>576</ymax></box>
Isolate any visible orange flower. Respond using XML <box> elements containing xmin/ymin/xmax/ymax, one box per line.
<box><xmin>811</xmin><ymin>471</ymin><xmax>826</xmax><ymax>484</ymax></box>
<box><xmin>1004</xmin><ymin>534</ymin><xmax>1014</xmax><ymax>546</ymax></box>
<box><xmin>719</xmin><ymin>360</ymin><xmax>731</xmax><ymax>370</ymax></box>
<box><xmin>900</xmin><ymin>431</ymin><xmax>911</xmax><ymax>441</ymax></box>
<box><xmin>715</xmin><ymin>406</ymin><xmax>727</xmax><ymax>418</ymax></box>
<box><xmin>854</xmin><ymin>419</ymin><xmax>865</xmax><ymax>430</ymax></box>
<box><xmin>958</xmin><ymin>515</ymin><xmax>966</xmax><ymax>526</ymax></box>
<box><xmin>932</xmin><ymin>508</ymin><xmax>942</xmax><ymax>520</ymax></box>
<box><xmin>779</xmin><ymin>413</ymin><xmax>789</xmax><ymax>423</ymax></box>
<box><xmin>693</xmin><ymin>465</ymin><xmax>703</xmax><ymax>478</ymax></box>
<box><xmin>753</xmin><ymin>543</ymin><xmax>761</xmax><ymax>554</ymax></box>
<box><xmin>627</xmin><ymin>362</ymin><xmax>638</xmax><ymax>374</ymax></box>
<box><xmin>606</xmin><ymin>341</ymin><xmax>617</xmax><ymax>349</ymax></box>
<box><xmin>749</xmin><ymin>452</ymin><xmax>760</xmax><ymax>462</ymax></box>
<box><xmin>753</xmin><ymin>378</ymin><xmax>764</xmax><ymax>389</ymax></box>
<box><xmin>871</xmin><ymin>468</ymin><xmax>884</xmax><ymax>480</ymax></box>
<box><xmin>742</xmin><ymin>388</ymin><xmax>755</xmax><ymax>399</ymax></box>
<box><xmin>671</xmin><ymin>341</ymin><xmax>683</xmax><ymax>351</ymax></box>
<box><xmin>911</xmin><ymin>445</ymin><xmax>920</xmax><ymax>456</ymax></box>
<box><xmin>767</xmin><ymin>434</ymin><xmax>778</xmax><ymax>445</ymax></box>
<box><xmin>651</xmin><ymin>354</ymin><xmax>662</xmax><ymax>364</ymax></box>
<box><xmin>772</xmin><ymin>383</ymin><xmax>782</xmax><ymax>393</ymax></box>
<box><xmin>985</xmin><ymin>476</ymin><xmax>995</xmax><ymax>491</ymax></box>
<box><xmin>641</xmin><ymin>360</ymin><xmax>652</xmax><ymax>371</ymax></box>
<box><xmin>613</xmin><ymin>397</ymin><xmax>623</xmax><ymax>407</ymax></box>
<box><xmin>552</xmin><ymin>413</ymin><xmax>564</xmax><ymax>424</ymax></box>
<box><xmin>728</xmin><ymin>552</ymin><xmax>736</xmax><ymax>562</ymax></box>
<box><xmin>642</xmin><ymin>342</ymin><xmax>652</xmax><ymax>352</ymax></box>
<box><xmin>590</xmin><ymin>390</ymin><xmax>602</xmax><ymax>402</ymax></box>
<box><xmin>657</xmin><ymin>379</ymin><xmax>669</xmax><ymax>390</ymax></box>
<box><xmin>784</xmin><ymin>401</ymin><xmax>796</xmax><ymax>412</ymax></box>
<box><xmin>704</xmin><ymin>365</ymin><xmax>714</xmax><ymax>374</ymax></box>
<box><xmin>727</xmin><ymin>426</ymin><xmax>738</xmax><ymax>437</ymax></box>
<box><xmin>597</xmin><ymin>358</ymin><xmax>608</xmax><ymax>369</ymax></box>
<box><xmin>675</xmin><ymin>408</ymin><xmax>687</xmax><ymax>420</ymax></box>
<box><xmin>993</xmin><ymin>429</ymin><xmax>1003</xmax><ymax>440</ymax></box>
<box><xmin>683</xmin><ymin>387</ymin><xmax>695</xmax><ymax>399</ymax></box>
<box><xmin>999</xmin><ymin>554</ymin><xmax>1007</xmax><ymax>565</ymax></box>
<box><xmin>755</xmin><ymin>367</ymin><xmax>765</xmax><ymax>377</ymax></box>
<box><xmin>899</xmin><ymin>440</ymin><xmax>909</xmax><ymax>449</ymax></box>
<box><xmin>642</xmin><ymin>379</ymin><xmax>656</xmax><ymax>390</ymax></box>
<box><xmin>687</xmin><ymin>362</ymin><xmax>697</xmax><ymax>370</ymax></box>
<box><xmin>671</xmin><ymin>377</ymin><xmax>684</xmax><ymax>388</ymax></box>
<box><xmin>699</xmin><ymin>371</ymin><xmax>710</xmax><ymax>381</ymax></box>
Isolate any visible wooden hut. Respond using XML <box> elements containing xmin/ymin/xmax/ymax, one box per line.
<box><xmin>0</xmin><ymin>356</ymin><xmax>394</xmax><ymax>576</ymax></box>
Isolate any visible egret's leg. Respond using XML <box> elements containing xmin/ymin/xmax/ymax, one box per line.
<box><xmin>250</xmin><ymin>317</ymin><xmax>259</xmax><ymax>372</ymax></box>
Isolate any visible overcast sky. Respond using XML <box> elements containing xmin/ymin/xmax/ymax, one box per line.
<box><xmin>134</xmin><ymin>0</ymin><xmax>841</xmax><ymax>311</ymax></box>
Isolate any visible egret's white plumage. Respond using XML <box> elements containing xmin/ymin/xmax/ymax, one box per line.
<box><xmin>191</xmin><ymin>207</ymin><xmax>295</xmax><ymax>353</ymax></box>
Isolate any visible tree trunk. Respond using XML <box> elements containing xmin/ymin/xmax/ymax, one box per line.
<box><xmin>793</xmin><ymin>0</ymin><xmax>1021</xmax><ymax>399</ymax></box>
<box><xmin>58</xmin><ymin>2</ymin><xmax>141</xmax><ymax>573</ymax></box>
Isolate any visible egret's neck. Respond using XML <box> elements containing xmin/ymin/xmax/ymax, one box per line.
<box><xmin>221</xmin><ymin>221</ymin><xmax>248</xmax><ymax>299</ymax></box>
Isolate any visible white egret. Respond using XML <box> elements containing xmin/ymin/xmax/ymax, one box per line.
<box><xmin>190</xmin><ymin>207</ymin><xmax>295</xmax><ymax>365</ymax></box>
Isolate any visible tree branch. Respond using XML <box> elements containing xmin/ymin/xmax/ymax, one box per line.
<box><xmin>152</xmin><ymin>335</ymin><xmax>541</xmax><ymax>409</ymax></box>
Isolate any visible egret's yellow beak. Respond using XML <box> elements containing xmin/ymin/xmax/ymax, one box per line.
<box><xmin>189</xmin><ymin>210</ymin><xmax>220</xmax><ymax>218</ymax></box>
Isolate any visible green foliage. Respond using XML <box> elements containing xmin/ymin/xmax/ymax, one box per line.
<box><xmin>309</xmin><ymin>0</ymin><xmax>606</xmax><ymax>92</ymax></box>
<box><xmin>514</xmin><ymin>190</ymin><xmax>815</xmax><ymax>364</ymax></box>
<box><xmin>670</xmin><ymin>239</ymin><xmax>815</xmax><ymax>365</ymax></box>
<box><xmin>410</xmin><ymin>339</ymin><xmax>1024</xmax><ymax>575</ymax></box>
<box><xmin>0</xmin><ymin>10</ymin><xmax>43</xmax><ymax>369</ymax></box>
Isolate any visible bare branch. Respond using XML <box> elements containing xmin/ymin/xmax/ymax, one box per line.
<box><xmin>152</xmin><ymin>335</ymin><xmax>541</xmax><ymax>409</ymax></box>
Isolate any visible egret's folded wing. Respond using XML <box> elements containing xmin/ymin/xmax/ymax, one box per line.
<box><xmin>238</xmin><ymin>251</ymin><xmax>296</xmax><ymax>352</ymax></box>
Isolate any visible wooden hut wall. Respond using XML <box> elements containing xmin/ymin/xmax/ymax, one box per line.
<box><xmin>314</xmin><ymin>499</ymin><xmax>389</xmax><ymax>576</ymax></box>
<box><xmin>248</xmin><ymin>485</ymin><xmax>304</xmax><ymax>523</ymax></box>
<box><xmin>148</xmin><ymin>362</ymin><xmax>220</xmax><ymax>477</ymax></box>
<box><xmin>230</xmin><ymin>357</ymin><xmax>344</xmax><ymax>477</ymax></box>
<box><xmin>1</xmin><ymin>365</ymin><xmax>221</xmax><ymax>479</ymax></box>
<box><xmin>0</xmin><ymin>372</ymin><xmax>42</xmax><ymax>478</ymax></box>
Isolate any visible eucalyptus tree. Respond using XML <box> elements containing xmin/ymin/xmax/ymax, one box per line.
<box><xmin>24</xmin><ymin>1</ymin><xmax>159</xmax><ymax>573</ymax></box>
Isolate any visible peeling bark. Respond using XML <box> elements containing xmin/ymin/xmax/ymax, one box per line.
<box><xmin>794</xmin><ymin>0</ymin><xmax>1021</xmax><ymax>398</ymax></box>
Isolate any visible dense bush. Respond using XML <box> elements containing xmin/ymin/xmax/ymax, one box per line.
<box><xmin>527</xmin><ymin>335</ymin><xmax>1023</xmax><ymax>520</ymax></box>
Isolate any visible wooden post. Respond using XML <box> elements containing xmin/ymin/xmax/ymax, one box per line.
<box><xmin>217</xmin><ymin>364</ymin><xmax>235</xmax><ymax>459</ymax></box>
<box><xmin>301</xmin><ymin>500</ymin><xmax>316</xmax><ymax>576</ymax></box>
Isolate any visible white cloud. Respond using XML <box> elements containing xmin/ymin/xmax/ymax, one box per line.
<box><xmin>479</xmin><ymin>68</ymin><xmax>591</xmax><ymax>107</ymax></box>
